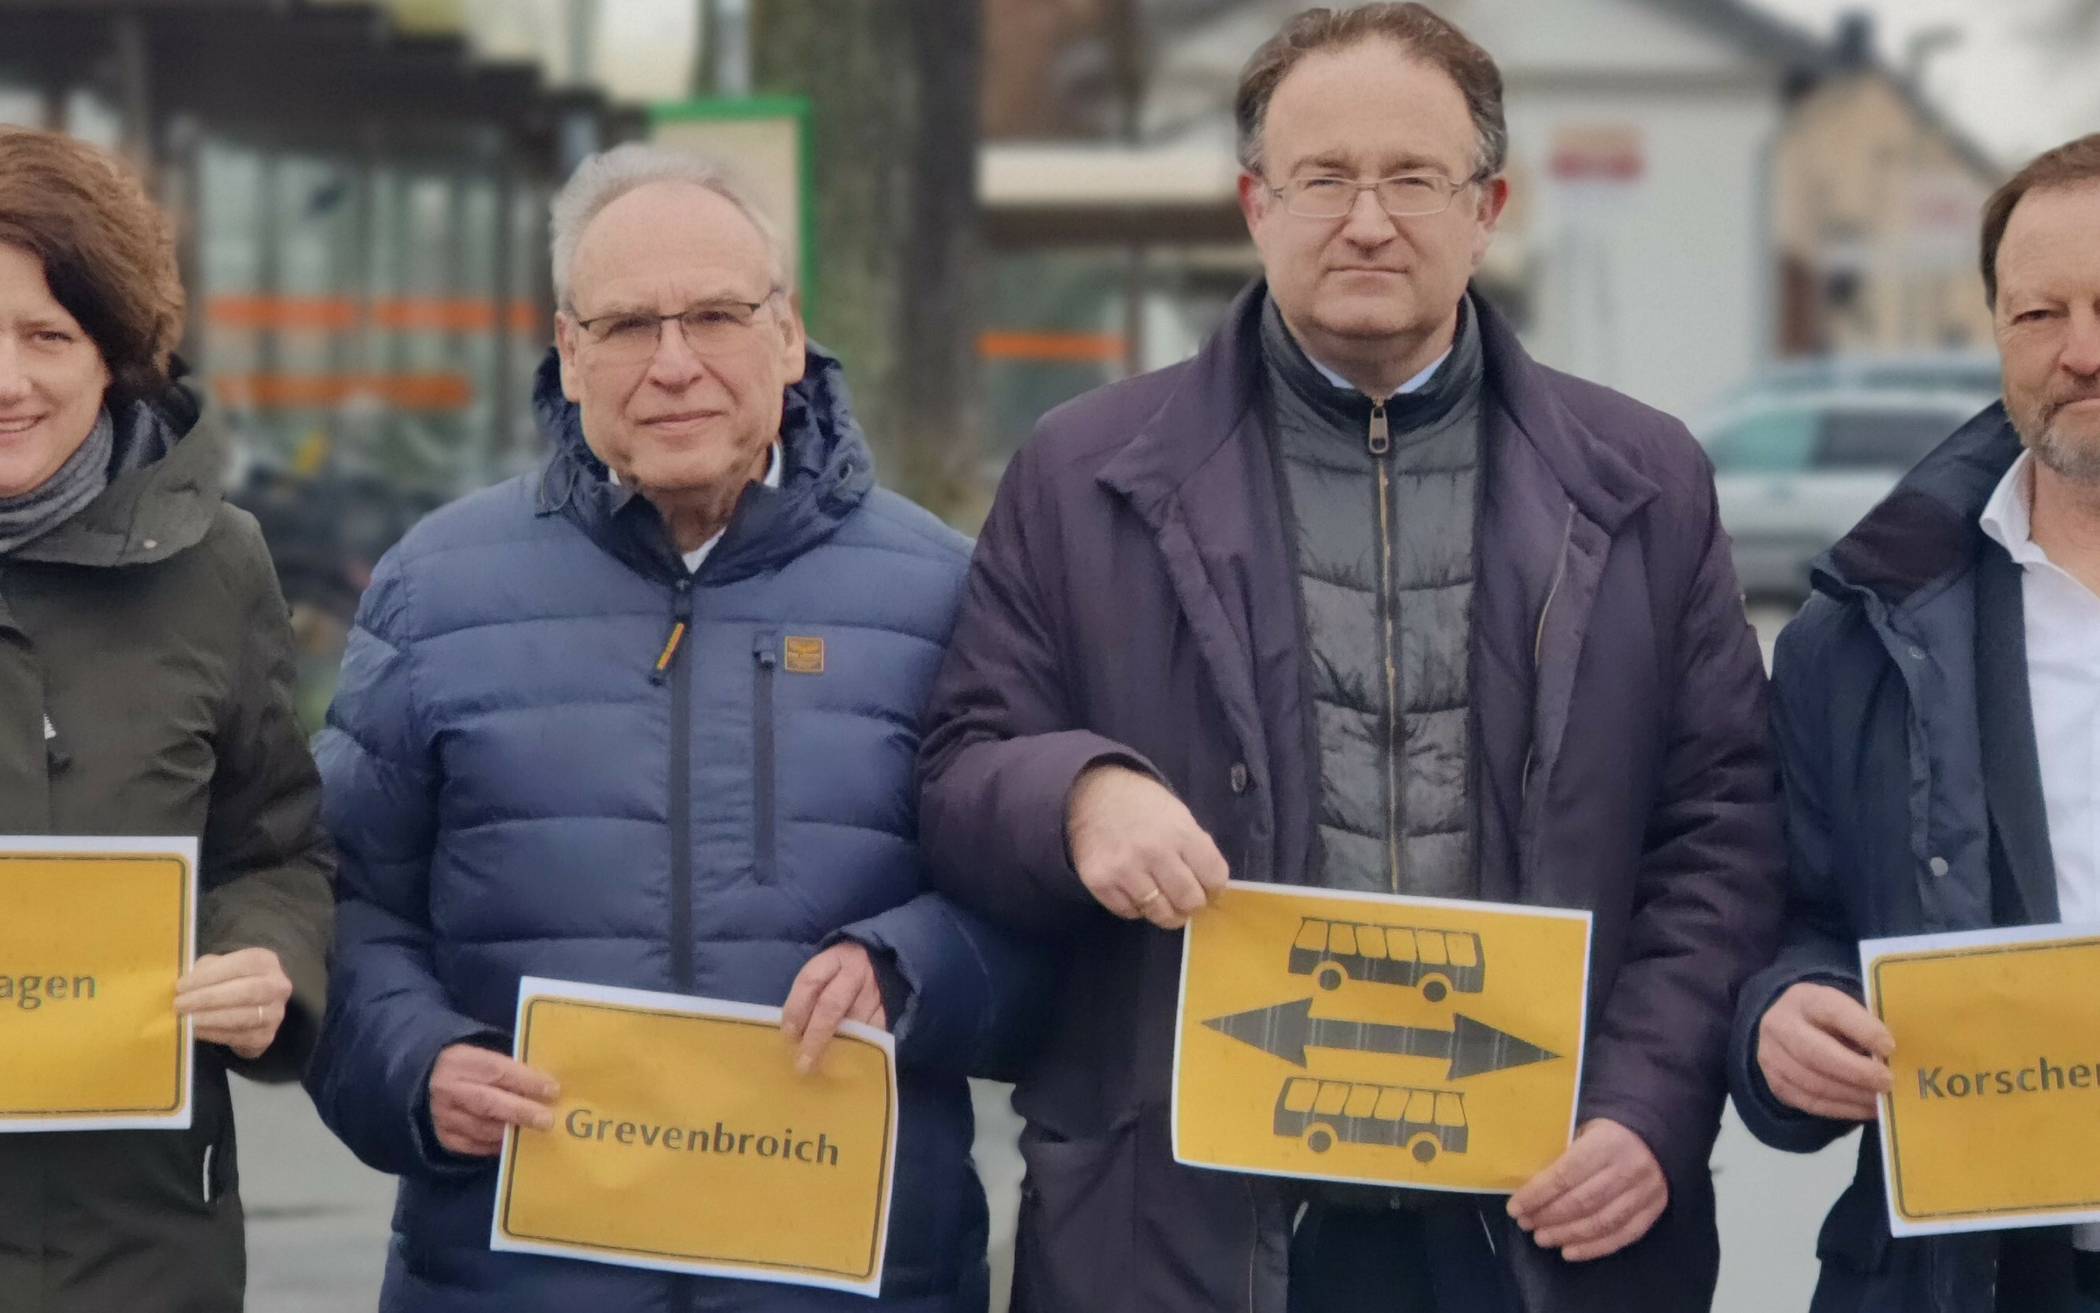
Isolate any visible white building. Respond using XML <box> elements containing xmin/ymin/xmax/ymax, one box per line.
<box><xmin>984</xmin><ymin>0</ymin><xmax>1827</xmax><ymax>432</ymax></box>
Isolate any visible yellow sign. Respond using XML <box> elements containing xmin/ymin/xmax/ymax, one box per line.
<box><xmin>1866</xmin><ymin>926</ymin><xmax>2100</xmax><ymax>1236</ymax></box>
<box><xmin>1173</xmin><ymin>882</ymin><xmax>1590</xmax><ymax>1193</ymax></box>
<box><xmin>0</xmin><ymin>836</ymin><xmax>196</xmax><ymax>1131</ymax></box>
<box><xmin>492</xmin><ymin>978</ymin><xmax>897</xmax><ymax>1295</ymax></box>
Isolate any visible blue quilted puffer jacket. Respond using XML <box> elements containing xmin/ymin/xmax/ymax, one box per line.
<box><xmin>307</xmin><ymin>346</ymin><xmax>1042</xmax><ymax>1312</ymax></box>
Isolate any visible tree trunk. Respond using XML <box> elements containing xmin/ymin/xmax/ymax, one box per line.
<box><xmin>752</xmin><ymin>0</ymin><xmax>982</xmax><ymax>519</ymax></box>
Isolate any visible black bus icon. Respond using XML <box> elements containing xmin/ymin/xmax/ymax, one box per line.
<box><xmin>1274</xmin><ymin>1077</ymin><xmax>1469</xmax><ymax>1163</ymax></box>
<box><xmin>1288</xmin><ymin>917</ymin><xmax>1486</xmax><ymax>1001</ymax></box>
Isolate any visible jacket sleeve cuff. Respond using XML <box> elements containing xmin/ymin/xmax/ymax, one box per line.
<box><xmin>1015</xmin><ymin>732</ymin><xmax>1166</xmax><ymax>905</ymax></box>
<box><xmin>224</xmin><ymin>943</ymin><xmax>331</xmax><ymax>1085</ymax></box>
<box><xmin>829</xmin><ymin>898</ymin><xmax>985</xmax><ymax>1074</ymax></box>
<box><xmin>1729</xmin><ymin>967</ymin><xmax>1864</xmax><ymax>1153</ymax></box>
<box><xmin>1574</xmin><ymin>1090</ymin><xmax>1705</xmax><ymax>1197</ymax></box>
<box><xmin>405</xmin><ymin>1025</ymin><xmax>511</xmax><ymax>1178</ymax></box>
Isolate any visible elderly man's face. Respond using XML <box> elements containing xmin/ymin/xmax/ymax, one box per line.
<box><xmin>1239</xmin><ymin>39</ymin><xmax>1505</xmax><ymax>374</ymax></box>
<box><xmin>1995</xmin><ymin>181</ymin><xmax>2100</xmax><ymax>481</ymax></box>
<box><xmin>555</xmin><ymin>181</ymin><xmax>804</xmax><ymax>502</ymax></box>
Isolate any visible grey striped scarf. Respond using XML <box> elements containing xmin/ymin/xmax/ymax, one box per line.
<box><xmin>0</xmin><ymin>409</ymin><xmax>113</xmax><ymax>556</ymax></box>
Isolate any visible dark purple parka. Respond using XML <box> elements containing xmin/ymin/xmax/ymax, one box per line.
<box><xmin>917</xmin><ymin>283</ymin><xmax>1784</xmax><ymax>1313</ymax></box>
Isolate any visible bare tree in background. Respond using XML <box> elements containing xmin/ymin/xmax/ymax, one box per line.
<box><xmin>747</xmin><ymin>0</ymin><xmax>982</xmax><ymax>519</ymax></box>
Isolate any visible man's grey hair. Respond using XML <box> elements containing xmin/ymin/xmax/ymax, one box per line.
<box><xmin>549</xmin><ymin>143</ymin><xmax>793</xmax><ymax>310</ymax></box>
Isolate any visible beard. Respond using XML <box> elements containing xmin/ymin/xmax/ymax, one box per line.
<box><xmin>2013</xmin><ymin>386</ymin><xmax>2100</xmax><ymax>485</ymax></box>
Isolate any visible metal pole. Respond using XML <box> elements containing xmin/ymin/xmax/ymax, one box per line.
<box><xmin>714</xmin><ymin>0</ymin><xmax>751</xmax><ymax>97</ymax></box>
<box><xmin>568</xmin><ymin>0</ymin><xmax>600</xmax><ymax>86</ymax></box>
<box><xmin>112</xmin><ymin>13</ymin><xmax>153</xmax><ymax>173</ymax></box>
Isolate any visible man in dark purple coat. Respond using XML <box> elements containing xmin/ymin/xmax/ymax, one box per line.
<box><xmin>917</xmin><ymin>6</ymin><xmax>1783</xmax><ymax>1311</ymax></box>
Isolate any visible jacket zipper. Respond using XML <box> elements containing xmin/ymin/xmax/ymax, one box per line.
<box><xmin>659</xmin><ymin>579</ymin><xmax>696</xmax><ymax>992</ymax></box>
<box><xmin>1369</xmin><ymin>401</ymin><xmax>1401</xmax><ymax>894</ymax></box>
<box><xmin>752</xmin><ymin>632</ymin><xmax>778</xmax><ymax>885</ymax></box>
<box><xmin>1520</xmin><ymin>504</ymin><xmax>1576</xmax><ymax>801</ymax></box>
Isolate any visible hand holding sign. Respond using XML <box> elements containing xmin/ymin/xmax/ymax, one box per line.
<box><xmin>1757</xmin><ymin>981</ymin><xmax>1893</xmax><ymax>1123</ymax></box>
<box><xmin>1508</xmin><ymin>1119</ymin><xmax>1668</xmax><ymax>1261</ymax></box>
<box><xmin>782</xmin><ymin>943</ymin><xmax>888</xmax><ymax>1076</ymax></box>
<box><xmin>174</xmin><ymin>947</ymin><xmax>291</xmax><ymax>1060</ymax></box>
<box><xmin>1067</xmin><ymin>763</ymin><xmax>1229</xmax><ymax>930</ymax></box>
<box><xmin>430</xmin><ymin>1044</ymin><xmax>559</xmax><ymax>1157</ymax></box>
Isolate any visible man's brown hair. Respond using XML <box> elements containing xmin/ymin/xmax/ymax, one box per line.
<box><xmin>1234</xmin><ymin>3</ymin><xmax>1507</xmax><ymax>180</ymax></box>
<box><xmin>0</xmin><ymin>127</ymin><xmax>184</xmax><ymax>404</ymax></box>
<box><xmin>1980</xmin><ymin>132</ymin><xmax>2100</xmax><ymax>307</ymax></box>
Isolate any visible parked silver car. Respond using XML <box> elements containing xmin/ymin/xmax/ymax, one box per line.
<box><xmin>1700</xmin><ymin>361</ymin><xmax>1999</xmax><ymax>601</ymax></box>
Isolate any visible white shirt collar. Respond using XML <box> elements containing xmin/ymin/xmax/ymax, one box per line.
<box><xmin>1979</xmin><ymin>450</ymin><xmax>2046</xmax><ymax>568</ymax></box>
<box><xmin>1310</xmin><ymin>347</ymin><xmax>1451</xmax><ymax>400</ymax></box>
<box><xmin>608</xmin><ymin>442</ymin><xmax>783</xmax><ymax>573</ymax></box>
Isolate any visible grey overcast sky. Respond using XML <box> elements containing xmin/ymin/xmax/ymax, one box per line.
<box><xmin>571</xmin><ymin>0</ymin><xmax>2093</xmax><ymax>164</ymax></box>
<box><xmin>1749</xmin><ymin>0</ymin><xmax>2099</xmax><ymax>163</ymax></box>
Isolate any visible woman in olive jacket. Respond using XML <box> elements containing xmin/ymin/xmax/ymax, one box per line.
<box><xmin>0</xmin><ymin>127</ymin><xmax>333</xmax><ymax>1311</ymax></box>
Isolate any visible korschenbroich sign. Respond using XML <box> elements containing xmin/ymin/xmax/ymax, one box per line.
<box><xmin>1866</xmin><ymin>926</ymin><xmax>2100</xmax><ymax>1236</ymax></box>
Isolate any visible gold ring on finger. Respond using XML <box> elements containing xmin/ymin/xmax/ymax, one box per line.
<box><xmin>1135</xmin><ymin>888</ymin><xmax>1162</xmax><ymax>907</ymax></box>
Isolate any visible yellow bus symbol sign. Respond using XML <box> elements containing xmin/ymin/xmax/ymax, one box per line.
<box><xmin>1173</xmin><ymin>883</ymin><xmax>1590</xmax><ymax>1194</ymax></box>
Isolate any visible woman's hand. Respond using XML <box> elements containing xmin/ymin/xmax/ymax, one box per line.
<box><xmin>174</xmin><ymin>947</ymin><xmax>293</xmax><ymax>1060</ymax></box>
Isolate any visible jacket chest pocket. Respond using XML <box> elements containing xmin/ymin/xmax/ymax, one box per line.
<box><xmin>752</xmin><ymin>630</ymin><xmax>780</xmax><ymax>885</ymax></box>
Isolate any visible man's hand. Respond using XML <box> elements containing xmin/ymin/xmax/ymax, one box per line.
<box><xmin>427</xmin><ymin>1045</ymin><xmax>558</xmax><ymax>1158</ymax></box>
<box><xmin>1757</xmin><ymin>981</ymin><xmax>1894</xmax><ymax>1121</ymax></box>
<box><xmin>1065</xmin><ymin>764</ymin><xmax>1229</xmax><ymax>930</ymax></box>
<box><xmin>174</xmin><ymin>948</ymin><xmax>293</xmax><ymax>1060</ymax></box>
<box><xmin>782</xmin><ymin>942</ymin><xmax>889</xmax><ymax>1076</ymax></box>
<box><xmin>1508</xmin><ymin>1119</ymin><xmax>1669</xmax><ymax>1262</ymax></box>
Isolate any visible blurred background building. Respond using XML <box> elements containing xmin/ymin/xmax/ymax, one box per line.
<box><xmin>3</xmin><ymin>2</ymin><xmax>2094</xmax><ymax>1310</ymax></box>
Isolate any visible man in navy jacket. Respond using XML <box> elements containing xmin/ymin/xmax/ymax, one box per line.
<box><xmin>307</xmin><ymin>144</ymin><xmax>1039</xmax><ymax>1313</ymax></box>
<box><xmin>1730</xmin><ymin>134</ymin><xmax>2100</xmax><ymax>1313</ymax></box>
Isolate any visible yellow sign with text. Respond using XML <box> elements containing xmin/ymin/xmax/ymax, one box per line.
<box><xmin>1867</xmin><ymin>927</ymin><xmax>2100</xmax><ymax>1236</ymax></box>
<box><xmin>1174</xmin><ymin>883</ymin><xmax>1590</xmax><ymax>1194</ymax></box>
<box><xmin>0</xmin><ymin>837</ymin><xmax>195</xmax><ymax>1130</ymax></box>
<box><xmin>492</xmin><ymin>979</ymin><xmax>897</xmax><ymax>1295</ymax></box>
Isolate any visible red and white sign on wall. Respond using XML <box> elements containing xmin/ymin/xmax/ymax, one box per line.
<box><xmin>1549</xmin><ymin>125</ymin><xmax>1646</xmax><ymax>185</ymax></box>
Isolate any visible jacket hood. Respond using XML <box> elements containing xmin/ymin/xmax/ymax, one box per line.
<box><xmin>1813</xmin><ymin>401</ymin><xmax>2021</xmax><ymax>608</ymax></box>
<box><xmin>529</xmin><ymin>342</ymin><xmax>877</xmax><ymax>582</ymax></box>
<box><xmin>9</xmin><ymin>374</ymin><xmax>226</xmax><ymax>568</ymax></box>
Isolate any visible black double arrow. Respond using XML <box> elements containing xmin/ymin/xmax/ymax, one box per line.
<box><xmin>1203</xmin><ymin>997</ymin><xmax>1561</xmax><ymax>1080</ymax></box>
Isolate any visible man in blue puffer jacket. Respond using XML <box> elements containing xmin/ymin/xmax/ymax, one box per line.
<box><xmin>306</xmin><ymin>144</ymin><xmax>1042</xmax><ymax>1312</ymax></box>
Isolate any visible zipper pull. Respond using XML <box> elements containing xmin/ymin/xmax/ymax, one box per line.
<box><xmin>650</xmin><ymin>581</ymin><xmax>695</xmax><ymax>686</ymax></box>
<box><xmin>1367</xmin><ymin>401</ymin><xmax>1391</xmax><ymax>456</ymax></box>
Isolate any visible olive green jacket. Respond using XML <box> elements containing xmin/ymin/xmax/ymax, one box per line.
<box><xmin>0</xmin><ymin>383</ymin><xmax>334</xmax><ymax>1312</ymax></box>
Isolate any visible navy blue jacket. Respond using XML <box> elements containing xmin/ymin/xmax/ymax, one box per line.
<box><xmin>1729</xmin><ymin>405</ymin><xmax>2067</xmax><ymax>1313</ymax></box>
<box><xmin>308</xmin><ymin>347</ymin><xmax>1041</xmax><ymax>1312</ymax></box>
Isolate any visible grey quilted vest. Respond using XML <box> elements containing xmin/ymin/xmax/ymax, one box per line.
<box><xmin>1262</xmin><ymin>295</ymin><xmax>1483</xmax><ymax>899</ymax></box>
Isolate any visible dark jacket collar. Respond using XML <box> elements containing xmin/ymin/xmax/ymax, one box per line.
<box><xmin>9</xmin><ymin>375</ymin><xmax>223</xmax><ymax>568</ymax></box>
<box><xmin>1259</xmin><ymin>293</ymin><xmax>1483</xmax><ymax>437</ymax></box>
<box><xmin>530</xmin><ymin>342</ymin><xmax>876</xmax><ymax>583</ymax></box>
<box><xmin>1815</xmin><ymin>402</ymin><xmax>2021</xmax><ymax>609</ymax></box>
<box><xmin>1100</xmin><ymin>279</ymin><xmax>1656</xmax><ymax>535</ymax></box>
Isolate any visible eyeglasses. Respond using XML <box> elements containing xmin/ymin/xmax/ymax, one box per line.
<box><xmin>1265</xmin><ymin>171</ymin><xmax>1484</xmax><ymax>220</ymax></box>
<box><xmin>571</xmin><ymin>292</ymin><xmax>780</xmax><ymax>362</ymax></box>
